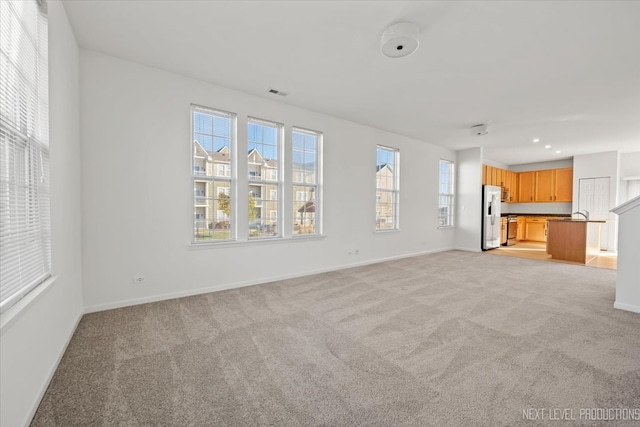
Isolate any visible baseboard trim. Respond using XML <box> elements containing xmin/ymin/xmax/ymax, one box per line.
<box><xmin>25</xmin><ymin>309</ymin><xmax>83</xmax><ymax>427</ymax></box>
<box><xmin>454</xmin><ymin>246</ymin><xmax>482</xmax><ymax>252</ymax></box>
<box><xmin>84</xmin><ymin>247</ymin><xmax>452</xmax><ymax>313</ymax></box>
<box><xmin>614</xmin><ymin>301</ymin><xmax>640</xmax><ymax>314</ymax></box>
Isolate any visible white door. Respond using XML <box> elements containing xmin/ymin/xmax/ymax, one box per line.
<box><xmin>578</xmin><ymin>177</ymin><xmax>610</xmax><ymax>250</ymax></box>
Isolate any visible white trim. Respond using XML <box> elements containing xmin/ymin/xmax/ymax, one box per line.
<box><xmin>373</xmin><ymin>229</ymin><xmax>401</xmax><ymax>234</ymax></box>
<box><xmin>611</xmin><ymin>195</ymin><xmax>640</xmax><ymax>215</ymax></box>
<box><xmin>454</xmin><ymin>246</ymin><xmax>482</xmax><ymax>252</ymax></box>
<box><xmin>614</xmin><ymin>301</ymin><xmax>640</xmax><ymax>314</ymax></box>
<box><xmin>1</xmin><ymin>276</ymin><xmax>57</xmax><ymax>334</ymax></box>
<box><xmin>23</xmin><ymin>312</ymin><xmax>83</xmax><ymax>427</ymax></box>
<box><xmin>189</xmin><ymin>234</ymin><xmax>325</xmax><ymax>249</ymax></box>
<box><xmin>84</xmin><ymin>247</ymin><xmax>452</xmax><ymax>313</ymax></box>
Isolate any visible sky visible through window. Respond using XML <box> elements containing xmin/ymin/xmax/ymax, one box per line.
<box><xmin>377</xmin><ymin>147</ymin><xmax>394</xmax><ymax>170</ymax></box>
<box><xmin>293</xmin><ymin>131</ymin><xmax>317</xmax><ymax>184</ymax></box>
<box><xmin>439</xmin><ymin>160</ymin><xmax>453</xmax><ymax>194</ymax></box>
<box><xmin>248</xmin><ymin>122</ymin><xmax>277</xmax><ymax>159</ymax></box>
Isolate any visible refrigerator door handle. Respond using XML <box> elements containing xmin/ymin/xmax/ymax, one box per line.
<box><xmin>490</xmin><ymin>194</ymin><xmax>496</xmax><ymax>225</ymax></box>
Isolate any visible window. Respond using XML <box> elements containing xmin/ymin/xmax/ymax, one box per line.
<box><xmin>375</xmin><ymin>146</ymin><xmax>399</xmax><ymax>230</ymax></box>
<box><xmin>292</xmin><ymin>128</ymin><xmax>321</xmax><ymax>235</ymax></box>
<box><xmin>0</xmin><ymin>0</ymin><xmax>50</xmax><ymax>313</ymax></box>
<box><xmin>248</xmin><ymin>118</ymin><xmax>281</xmax><ymax>238</ymax></box>
<box><xmin>217</xmin><ymin>164</ymin><xmax>230</xmax><ymax>177</ymax></box>
<box><xmin>192</xmin><ymin>106</ymin><xmax>234</xmax><ymax>241</ymax></box>
<box><xmin>438</xmin><ymin>159</ymin><xmax>455</xmax><ymax>227</ymax></box>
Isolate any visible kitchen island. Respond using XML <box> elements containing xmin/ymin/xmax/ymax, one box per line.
<box><xmin>546</xmin><ymin>219</ymin><xmax>602</xmax><ymax>264</ymax></box>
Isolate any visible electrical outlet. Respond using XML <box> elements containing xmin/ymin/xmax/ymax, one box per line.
<box><xmin>133</xmin><ymin>275</ymin><xmax>146</xmax><ymax>284</ymax></box>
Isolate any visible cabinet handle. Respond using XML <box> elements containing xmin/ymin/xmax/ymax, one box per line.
<box><xmin>554</xmin><ymin>195</ymin><xmax>556</xmax><ymax>201</ymax></box>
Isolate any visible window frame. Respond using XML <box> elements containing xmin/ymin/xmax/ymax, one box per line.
<box><xmin>247</xmin><ymin>117</ymin><xmax>283</xmax><ymax>239</ymax></box>
<box><xmin>438</xmin><ymin>159</ymin><xmax>455</xmax><ymax>228</ymax></box>
<box><xmin>190</xmin><ymin>105</ymin><xmax>236</xmax><ymax>243</ymax></box>
<box><xmin>0</xmin><ymin>0</ymin><xmax>51</xmax><ymax>314</ymax></box>
<box><xmin>375</xmin><ymin>145</ymin><xmax>400</xmax><ymax>231</ymax></box>
<box><xmin>292</xmin><ymin>127</ymin><xmax>322</xmax><ymax>237</ymax></box>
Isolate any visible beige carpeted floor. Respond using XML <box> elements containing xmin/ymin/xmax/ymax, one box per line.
<box><xmin>32</xmin><ymin>250</ymin><xmax>640</xmax><ymax>426</ymax></box>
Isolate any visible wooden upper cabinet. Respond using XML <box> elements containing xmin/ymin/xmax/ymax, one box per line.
<box><xmin>482</xmin><ymin>165</ymin><xmax>572</xmax><ymax>203</ymax></box>
<box><xmin>510</xmin><ymin>172</ymin><xmax>518</xmax><ymax>202</ymax></box>
<box><xmin>533</xmin><ymin>168</ymin><xmax>574</xmax><ymax>202</ymax></box>
<box><xmin>491</xmin><ymin>166</ymin><xmax>500</xmax><ymax>186</ymax></box>
<box><xmin>504</xmin><ymin>170</ymin><xmax>518</xmax><ymax>202</ymax></box>
<box><xmin>518</xmin><ymin>171</ymin><xmax>535</xmax><ymax>202</ymax></box>
<box><xmin>535</xmin><ymin>170</ymin><xmax>555</xmax><ymax>202</ymax></box>
<box><xmin>554</xmin><ymin>168</ymin><xmax>573</xmax><ymax>202</ymax></box>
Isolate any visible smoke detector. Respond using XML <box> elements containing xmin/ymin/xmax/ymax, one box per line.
<box><xmin>381</xmin><ymin>22</ymin><xmax>420</xmax><ymax>58</ymax></box>
<box><xmin>470</xmin><ymin>124</ymin><xmax>489</xmax><ymax>136</ymax></box>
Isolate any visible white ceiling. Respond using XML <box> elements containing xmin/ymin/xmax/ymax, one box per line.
<box><xmin>62</xmin><ymin>0</ymin><xmax>640</xmax><ymax>166</ymax></box>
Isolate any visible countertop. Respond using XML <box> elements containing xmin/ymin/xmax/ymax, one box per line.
<box><xmin>501</xmin><ymin>213</ymin><xmax>570</xmax><ymax>218</ymax></box>
<box><xmin>547</xmin><ymin>218</ymin><xmax>610</xmax><ymax>223</ymax></box>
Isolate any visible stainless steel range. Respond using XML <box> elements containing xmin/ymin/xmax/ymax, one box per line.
<box><xmin>505</xmin><ymin>215</ymin><xmax>518</xmax><ymax>246</ymax></box>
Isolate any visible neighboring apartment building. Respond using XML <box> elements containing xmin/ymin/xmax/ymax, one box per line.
<box><xmin>193</xmin><ymin>142</ymin><xmax>317</xmax><ymax>239</ymax></box>
<box><xmin>376</xmin><ymin>163</ymin><xmax>395</xmax><ymax>229</ymax></box>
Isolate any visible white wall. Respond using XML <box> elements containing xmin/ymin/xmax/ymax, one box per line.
<box><xmin>79</xmin><ymin>50</ymin><xmax>456</xmax><ymax>311</ymax></box>
<box><xmin>509</xmin><ymin>159</ymin><xmax>573</xmax><ymax>172</ymax></box>
<box><xmin>0</xmin><ymin>2</ymin><xmax>83</xmax><ymax>426</ymax></box>
<box><xmin>613</xmin><ymin>197</ymin><xmax>640</xmax><ymax>313</ymax></box>
<box><xmin>501</xmin><ymin>202</ymin><xmax>572</xmax><ymax>215</ymax></box>
<box><xmin>619</xmin><ymin>151</ymin><xmax>640</xmax><ymax>203</ymax></box>
<box><xmin>454</xmin><ymin>148</ymin><xmax>482</xmax><ymax>252</ymax></box>
<box><xmin>573</xmin><ymin>151</ymin><xmax>619</xmax><ymax>251</ymax></box>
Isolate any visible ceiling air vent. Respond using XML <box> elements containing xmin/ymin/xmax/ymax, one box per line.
<box><xmin>268</xmin><ymin>89</ymin><xmax>287</xmax><ymax>97</ymax></box>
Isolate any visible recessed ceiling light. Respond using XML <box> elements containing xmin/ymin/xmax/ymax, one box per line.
<box><xmin>544</xmin><ymin>145</ymin><xmax>552</xmax><ymax>149</ymax></box>
<box><xmin>555</xmin><ymin>150</ymin><xmax>562</xmax><ymax>154</ymax></box>
<box><xmin>533</xmin><ymin>138</ymin><xmax>540</xmax><ymax>143</ymax></box>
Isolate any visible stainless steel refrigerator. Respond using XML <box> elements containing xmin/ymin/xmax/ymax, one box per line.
<box><xmin>482</xmin><ymin>185</ymin><xmax>502</xmax><ymax>250</ymax></box>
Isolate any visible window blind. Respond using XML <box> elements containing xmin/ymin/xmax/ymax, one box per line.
<box><xmin>0</xmin><ymin>0</ymin><xmax>51</xmax><ymax>313</ymax></box>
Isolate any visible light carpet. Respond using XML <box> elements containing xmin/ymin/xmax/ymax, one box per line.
<box><xmin>32</xmin><ymin>250</ymin><xmax>640</xmax><ymax>426</ymax></box>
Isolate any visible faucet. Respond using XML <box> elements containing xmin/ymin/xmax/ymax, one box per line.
<box><xmin>572</xmin><ymin>210</ymin><xmax>589</xmax><ymax>221</ymax></box>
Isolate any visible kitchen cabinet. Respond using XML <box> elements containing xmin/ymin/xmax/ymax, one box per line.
<box><xmin>491</xmin><ymin>166</ymin><xmax>500</xmax><ymax>186</ymax></box>
<box><xmin>518</xmin><ymin>172</ymin><xmax>535</xmax><ymax>202</ymax></box>
<box><xmin>525</xmin><ymin>217</ymin><xmax>548</xmax><ymax>242</ymax></box>
<box><xmin>481</xmin><ymin>165</ymin><xmax>518</xmax><ymax>202</ymax></box>
<box><xmin>535</xmin><ymin>170</ymin><xmax>554</xmax><ymax>202</ymax></box>
<box><xmin>505</xmin><ymin>171</ymin><xmax>518</xmax><ymax>202</ymax></box>
<box><xmin>547</xmin><ymin>219</ymin><xmax>602</xmax><ymax>263</ymax></box>
<box><xmin>535</xmin><ymin>168</ymin><xmax>573</xmax><ymax>202</ymax></box>
<box><xmin>554</xmin><ymin>168</ymin><xmax>573</xmax><ymax>202</ymax></box>
<box><xmin>482</xmin><ymin>165</ymin><xmax>572</xmax><ymax>203</ymax></box>
<box><xmin>516</xmin><ymin>216</ymin><xmax>526</xmax><ymax>241</ymax></box>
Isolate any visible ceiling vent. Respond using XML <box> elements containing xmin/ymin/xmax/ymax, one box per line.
<box><xmin>268</xmin><ymin>89</ymin><xmax>287</xmax><ymax>97</ymax></box>
<box><xmin>381</xmin><ymin>22</ymin><xmax>420</xmax><ymax>58</ymax></box>
<box><xmin>470</xmin><ymin>124</ymin><xmax>489</xmax><ymax>136</ymax></box>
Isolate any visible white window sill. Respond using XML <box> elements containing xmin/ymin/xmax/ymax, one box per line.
<box><xmin>0</xmin><ymin>275</ymin><xmax>57</xmax><ymax>335</ymax></box>
<box><xmin>189</xmin><ymin>234</ymin><xmax>325</xmax><ymax>250</ymax></box>
<box><xmin>374</xmin><ymin>228</ymin><xmax>401</xmax><ymax>234</ymax></box>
